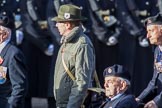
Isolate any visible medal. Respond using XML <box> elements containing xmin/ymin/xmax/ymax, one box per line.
<box><xmin>0</xmin><ymin>66</ymin><xmax>7</xmax><ymax>84</ymax></box>
<box><xmin>0</xmin><ymin>56</ymin><xmax>3</xmax><ymax>65</ymax></box>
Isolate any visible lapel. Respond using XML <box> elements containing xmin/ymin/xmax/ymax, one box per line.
<box><xmin>99</xmin><ymin>100</ymin><xmax>109</xmax><ymax>108</ymax></box>
<box><xmin>103</xmin><ymin>94</ymin><xmax>127</xmax><ymax>108</ymax></box>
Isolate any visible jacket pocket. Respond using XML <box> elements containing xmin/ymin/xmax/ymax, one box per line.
<box><xmin>56</xmin><ymin>74</ymin><xmax>73</xmax><ymax>104</ymax></box>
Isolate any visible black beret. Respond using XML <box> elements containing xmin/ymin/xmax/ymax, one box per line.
<box><xmin>144</xmin><ymin>13</ymin><xmax>162</xmax><ymax>26</ymax></box>
<box><xmin>0</xmin><ymin>12</ymin><xmax>9</xmax><ymax>26</ymax></box>
<box><xmin>103</xmin><ymin>64</ymin><xmax>130</xmax><ymax>80</ymax></box>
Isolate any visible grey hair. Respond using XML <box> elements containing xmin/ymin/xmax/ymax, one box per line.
<box><xmin>157</xmin><ymin>25</ymin><xmax>162</xmax><ymax>31</ymax></box>
<box><xmin>119</xmin><ymin>77</ymin><xmax>131</xmax><ymax>86</ymax></box>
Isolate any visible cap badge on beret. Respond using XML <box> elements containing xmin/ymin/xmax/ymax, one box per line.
<box><xmin>147</xmin><ymin>19</ymin><xmax>152</xmax><ymax>24</ymax></box>
<box><xmin>51</xmin><ymin>4</ymin><xmax>87</xmax><ymax>22</ymax></box>
<box><xmin>64</xmin><ymin>13</ymin><xmax>70</xmax><ymax>19</ymax></box>
<box><xmin>108</xmin><ymin>68</ymin><xmax>112</xmax><ymax>73</ymax></box>
<box><xmin>144</xmin><ymin>13</ymin><xmax>162</xmax><ymax>26</ymax></box>
<box><xmin>103</xmin><ymin>64</ymin><xmax>130</xmax><ymax>80</ymax></box>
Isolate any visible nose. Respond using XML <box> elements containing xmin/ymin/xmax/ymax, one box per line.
<box><xmin>104</xmin><ymin>82</ymin><xmax>109</xmax><ymax>88</ymax></box>
<box><xmin>146</xmin><ymin>32</ymin><xmax>150</xmax><ymax>39</ymax></box>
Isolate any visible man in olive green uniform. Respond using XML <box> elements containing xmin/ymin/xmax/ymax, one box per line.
<box><xmin>52</xmin><ymin>4</ymin><xmax>95</xmax><ymax>108</ymax></box>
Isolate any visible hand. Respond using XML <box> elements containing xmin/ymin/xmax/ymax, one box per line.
<box><xmin>135</xmin><ymin>98</ymin><xmax>140</xmax><ymax>102</ymax></box>
<box><xmin>44</xmin><ymin>44</ymin><xmax>54</xmax><ymax>56</ymax></box>
<box><xmin>138</xmin><ymin>37</ymin><xmax>149</xmax><ymax>47</ymax></box>
<box><xmin>144</xmin><ymin>100</ymin><xmax>158</xmax><ymax>108</ymax></box>
<box><xmin>16</xmin><ymin>30</ymin><xmax>24</xmax><ymax>45</ymax></box>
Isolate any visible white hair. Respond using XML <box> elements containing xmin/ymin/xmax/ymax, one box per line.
<box><xmin>156</xmin><ymin>25</ymin><xmax>162</xmax><ymax>31</ymax></box>
<box><xmin>119</xmin><ymin>77</ymin><xmax>131</xmax><ymax>86</ymax></box>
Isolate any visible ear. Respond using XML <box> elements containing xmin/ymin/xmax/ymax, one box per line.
<box><xmin>0</xmin><ymin>35</ymin><xmax>5</xmax><ymax>43</ymax></box>
<box><xmin>64</xmin><ymin>22</ymin><xmax>71</xmax><ymax>29</ymax></box>
<box><xmin>2</xmin><ymin>34</ymin><xmax>7</xmax><ymax>39</ymax></box>
<box><xmin>159</xmin><ymin>26</ymin><xmax>162</xmax><ymax>33</ymax></box>
<box><xmin>120</xmin><ymin>80</ymin><xmax>127</xmax><ymax>90</ymax></box>
<box><xmin>1</xmin><ymin>31</ymin><xmax>8</xmax><ymax>42</ymax></box>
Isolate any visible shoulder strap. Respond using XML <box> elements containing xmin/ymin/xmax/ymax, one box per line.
<box><xmin>61</xmin><ymin>48</ymin><xmax>76</xmax><ymax>81</ymax></box>
<box><xmin>61</xmin><ymin>47</ymin><xmax>101</xmax><ymax>86</ymax></box>
<box><xmin>94</xmin><ymin>70</ymin><xmax>102</xmax><ymax>88</ymax></box>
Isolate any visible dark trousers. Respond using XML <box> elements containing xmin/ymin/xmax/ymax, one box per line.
<box><xmin>24</xmin><ymin>97</ymin><xmax>56</xmax><ymax>108</ymax></box>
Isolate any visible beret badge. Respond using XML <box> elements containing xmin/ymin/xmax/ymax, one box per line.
<box><xmin>64</xmin><ymin>13</ymin><xmax>70</xmax><ymax>19</ymax></box>
<box><xmin>108</xmin><ymin>68</ymin><xmax>112</xmax><ymax>73</ymax></box>
<box><xmin>0</xmin><ymin>56</ymin><xmax>3</xmax><ymax>65</ymax></box>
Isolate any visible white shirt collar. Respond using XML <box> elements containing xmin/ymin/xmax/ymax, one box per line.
<box><xmin>159</xmin><ymin>45</ymin><xmax>162</xmax><ymax>51</ymax></box>
<box><xmin>0</xmin><ymin>33</ymin><xmax>11</xmax><ymax>54</ymax></box>
<box><xmin>110</xmin><ymin>93</ymin><xmax>123</xmax><ymax>101</ymax></box>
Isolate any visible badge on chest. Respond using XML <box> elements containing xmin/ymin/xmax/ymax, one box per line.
<box><xmin>0</xmin><ymin>56</ymin><xmax>3</xmax><ymax>65</ymax></box>
<box><xmin>0</xmin><ymin>66</ymin><xmax>7</xmax><ymax>84</ymax></box>
<box><xmin>155</xmin><ymin>62</ymin><xmax>162</xmax><ymax>72</ymax></box>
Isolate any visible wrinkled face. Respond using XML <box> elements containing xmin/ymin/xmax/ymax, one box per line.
<box><xmin>104</xmin><ymin>76</ymin><xmax>122</xmax><ymax>98</ymax></box>
<box><xmin>147</xmin><ymin>25</ymin><xmax>162</xmax><ymax>45</ymax></box>
<box><xmin>55</xmin><ymin>22</ymin><xmax>67</xmax><ymax>36</ymax></box>
<box><xmin>0</xmin><ymin>25</ymin><xmax>9</xmax><ymax>44</ymax></box>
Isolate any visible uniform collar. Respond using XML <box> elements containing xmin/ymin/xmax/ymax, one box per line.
<box><xmin>60</xmin><ymin>26</ymin><xmax>81</xmax><ymax>44</ymax></box>
<box><xmin>110</xmin><ymin>93</ymin><xmax>123</xmax><ymax>101</ymax></box>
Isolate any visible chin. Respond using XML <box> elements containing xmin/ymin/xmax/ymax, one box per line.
<box><xmin>155</xmin><ymin>42</ymin><xmax>162</xmax><ymax>45</ymax></box>
<box><xmin>150</xmin><ymin>41</ymin><xmax>156</xmax><ymax>45</ymax></box>
<box><xmin>106</xmin><ymin>93</ymin><xmax>111</xmax><ymax>97</ymax></box>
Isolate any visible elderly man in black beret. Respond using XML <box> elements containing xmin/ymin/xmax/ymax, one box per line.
<box><xmin>100</xmin><ymin>64</ymin><xmax>138</xmax><ymax>108</ymax></box>
<box><xmin>136</xmin><ymin>13</ymin><xmax>162</xmax><ymax>108</ymax></box>
<box><xmin>0</xmin><ymin>13</ymin><xmax>28</xmax><ymax>108</ymax></box>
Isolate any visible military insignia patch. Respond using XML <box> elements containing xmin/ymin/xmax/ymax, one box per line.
<box><xmin>64</xmin><ymin>13</ymin><xmax>70</xmax><ymax>19</ymax></box>
<box><xmin>155</xmin><ymin>62</ymin><xmax>162</xmax><ymax>72</ymax></box>
<box><xmin>108</xmin><ymin>68</ymin><xmax>112</xmax><ymax>73</ymax></box>
<box><xmin>0</xmin><ymin>66</ymin><xmax>7</xmax><ymax>84</ymax></box>
<box><xmin>147</xmin><ymin>19</ymin><xmax>152</xmax><ymax>25</ymax></box>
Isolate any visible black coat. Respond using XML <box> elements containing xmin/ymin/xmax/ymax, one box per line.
<box><xmin>20</xmin><ymin>0</ymin><xmax>54</xmax><ymax>98</ymax></box>
<box><xmin>0</xmin><ymin>42</ymin><xmax>28</xmax><ymax>108</ymax></box>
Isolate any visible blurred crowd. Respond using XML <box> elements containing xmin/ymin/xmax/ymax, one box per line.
<box><xmin>1</xmin><ymin>0</ymin><xmax>162</xmax><ymax>107</ymax></box>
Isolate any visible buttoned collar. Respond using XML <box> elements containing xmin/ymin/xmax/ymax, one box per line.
<box><xmin>60</xmin><ymin>26</ymin><xmax>81</xmax><ymax>44</ymax></box>
<box><xmin>110</xmin><ymin>93</ymin><xmax>123</xmax><ymax>101</ymax></box>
